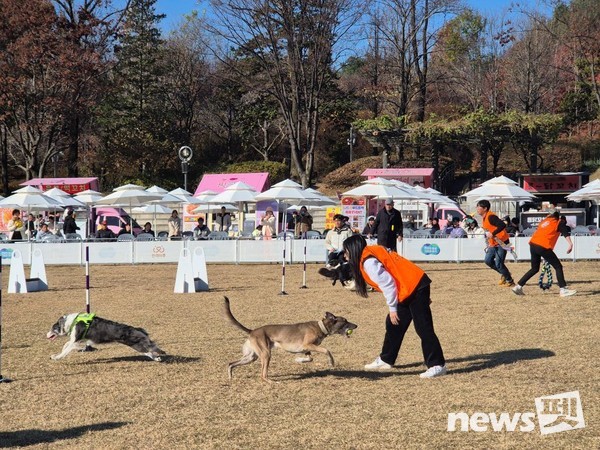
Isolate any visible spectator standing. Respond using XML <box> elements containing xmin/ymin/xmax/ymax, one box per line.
<box><xmin>168</xmin><ymin>210</ymin><xmax>181</xmax><ymax>239</ymax></box>
<box><xmin>7</xmin><ymin>209</ymin><xmax>24</xmax><ymax>240</ymax></box>
<box><xmin>294</xmin><ymin>206</ymin><xmax>313</xmax><ymax>236</ymax></box>
<box><xmin>25</xmin><ymin>213</ymin><xmax>36</xmax><ymax>240</ymax></box>
<box><xmin>325</xmin><ymin>214</ymin><xmax>353</xmax><ymax>268</ymax></box>
<box><xmin>193</xmin><ymin>217</ymin><xmax>211</xmax><ymax>240</ymax></box>
<box><xmin>260</xmin><ymin>207</ymin><xmax>276</xmax><ymax>240</ymax></box>
<box><xmin>373</xmin><ymin>199</ymin><xmax>403</xmax><ymax>251</ymax></box>
<box><xmin>62</xmin><ymin>208</ymin><xmax>80</xmax><ymax>235</ymax></box>
<box><xmin>216</xmin><ymin>206</ymin><xmax>232</xmax><ymax>232</ymax></box>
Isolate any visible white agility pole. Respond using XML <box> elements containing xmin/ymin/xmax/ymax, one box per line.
<box><xmin>85</xmin><ymin>246</ymin><xmax>90</xmax><ymax>313</ymax></box>
<box><xmin>300</xmin><ymin>231</ymin><xmax>308</xmax><ymax>289</ymax></box>
<box><xmin>1</xmin><ymin>256</ymin><xmax>13</xmax><ymax>383</ymax></box>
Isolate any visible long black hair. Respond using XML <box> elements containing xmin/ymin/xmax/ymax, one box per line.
<box><xmin>342</xmin><ymin>234</ymin><xmax>369</xmax><ymax>297</ymax></box>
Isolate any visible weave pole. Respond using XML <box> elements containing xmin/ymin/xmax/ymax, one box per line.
<box><xmin>300</xmin><ymin>231</ymin><xmax>308</xmax><ymax>289</ymax></box>
<box><xmin>279</xmin><ymin>204</ymin><xmax>288</xmax><ymax>295</ymax></box>
<box><xmin>85</xmin><ymin>246</ymin><xmax>90</xmax><ymax>313</ymax></box>
<box><xmin>0</xmin><ymin>256</ymin><xmax>13</xmax><ymax>383</ymax></box>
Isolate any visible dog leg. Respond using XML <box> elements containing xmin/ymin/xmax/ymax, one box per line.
<box><xmin>228</xmin><ymin>341</ymin><xmax>258</xmax><ymax>380</ymax></box>
<box><xmin>303</xmin><ymin>345</ymin><xmax>335</xmax><ymax>367</ymax></box>
<box><xmin>295</xmin><ymin>352</ymin><xmax>313</xmax><ymax>363</ymax></box>
<box><xmin>259</xmin><ymin>350</ymin><xmax>273</xmax><ymax>384</ymax></box>
<box><xmin>51</xmin><ymin>339</ymin><xmax>85</xmax><ymax>360</ymax></box>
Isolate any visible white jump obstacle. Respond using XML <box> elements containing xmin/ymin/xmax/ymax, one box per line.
<box><xmin>174</xmin><ymin>247</ymin><xmax>209</xmax><ymax>293</ymax></box>
<box><xmin>8</xmin><ymin>249</ymin><xmax>48</xmax><ymax>293</ymax></box>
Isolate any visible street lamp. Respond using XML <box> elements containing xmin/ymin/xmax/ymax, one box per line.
<box><xmin>178</xmin><ymin>146</ymin><xmax>193</xmax><ymax>191</ymax></box>
<box><xmin>347</xmin><ymin>126</ymin><xmax>356</xmax><ymax>162</ymax></box>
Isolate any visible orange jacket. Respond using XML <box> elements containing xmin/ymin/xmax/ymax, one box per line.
<box><xmin>530</xmin><ymin>216</ymin><xmax>561</xmax><ymax>250</ymax></box>
<box><xmin>359</xmin><ymin>245</ymin><xmax>425</xmax><ymax>303</ymax></box>
<box><xmin>482</xmin><ymin>211</ymin><xmax>509</xmax><ymax>247</ymax></box>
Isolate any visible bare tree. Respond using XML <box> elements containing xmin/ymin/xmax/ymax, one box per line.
<box><xmin>206</xmin><ymin>0</ymin><xmax>362</xmax><ymax>187</ymax></box>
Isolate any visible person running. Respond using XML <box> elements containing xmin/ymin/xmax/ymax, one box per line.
<box><xmin>512</xmin><ymin>211</ymin><xmax>576</xmax><ymax>297</ymax></box>
<box><xmin>476</xmin><ymin>199</ymin><xmax>515</xmax><ymax>287</ymax></box>
<box><xmin>342</xmin><ymin>234</ymin><xmax>446</xmax><ymax>378</ymax></box>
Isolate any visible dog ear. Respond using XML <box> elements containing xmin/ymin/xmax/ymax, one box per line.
<box><xmin>325</xmin><ymin>312</ymin><xmax>336</xmax><ymax>320</ymax></box>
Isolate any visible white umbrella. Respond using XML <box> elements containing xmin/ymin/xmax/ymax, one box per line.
<box><xmin>342</xmin><ymin>183</ymin><xmax>419</xmax><ymax>200</ymax></box>
<box><xmin>167</xmin><ymin>188</ymin><xmax>202</xmax><ymax>205</ymax></box>
<box><xmin>567</xmin><ymin>180</ymin><xmax>600</xmax><ymax>226</ymax></box>
<box><xmin>146</xmin><ymin>185</ymin><xmax>168</xmax><ymax>194</ymax></box>
<box><xmin>0</xmin><ymin>187</ymin><xmax>64</xmax><ymax>210</ymax></box>
<box><xmin>44</xmin><ymin>187</ymin><xmax>86</xmax><ymax>208</ymax></box>
<box><xmin>74</xmin><ymin>189</ymin><xmax>104</xmax><ymax>204</ymax></box>
<box><xmin>303</xmin><ymin>188</ymin><xmax>337</xmax><ymax>206</ymax></box>
<box><xmin>463</xmin><ymin>183</ymin><xmax>536</xmax><ymax>201</ymax></box>
<box><xmin>192</xmin><ymin>203</ymin><xmax>238</xmax><ymax>214</ymax></box>
<box><xmin>132</xmin><ymin>204</ymin><xmax>173</xmax><ymax>214</ymax></box>
<box><xmin>481</xmin><ymin>175</ymin><xmax>519</xmax><ymax>185</ymax></box>
<box><xmin>195</xmin><ymin>190</ymin><xmax>218</xmax><ymax>202</ymax></box>
<box><xmin>207</xmin><ymin>182</ymin><xmax>258</xmax><ymax>234</ymax></box>
<box><xmin>115</xmin><ymin>183</ymin><xmax>146</xmax><ymax>191</ymax></box>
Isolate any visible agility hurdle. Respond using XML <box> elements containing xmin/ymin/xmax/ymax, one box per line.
<box><xmin>7</xmin><ymin>249</ymin><xmax>48</xmax><ymax>293</ymax></box>
<box><xmin>174</xmin><ymin>247</ymin><xmax>209</xmax><ymax>293</ymax></box>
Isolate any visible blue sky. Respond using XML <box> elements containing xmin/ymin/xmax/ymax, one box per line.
<box><xmin>154</xmin><ymin>0</ymin><xmax>549</xmax><ymax>33</ymax></box>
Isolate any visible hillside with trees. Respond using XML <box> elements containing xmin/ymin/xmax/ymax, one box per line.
<box><xmin>0</xmin><ymin>0</ymin><xmax>598</xmax><ymax>194</ymax></box>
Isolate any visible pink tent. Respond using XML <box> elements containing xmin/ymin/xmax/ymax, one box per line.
<box><xmin>21</xmin><ymin>177</ymin><xmax>99</xmax><ymax>195</ymax></box>
<box><xmin>193</xmin><ymin>173</ymin><xmax>270</xmax><ymax>195</ymax></box>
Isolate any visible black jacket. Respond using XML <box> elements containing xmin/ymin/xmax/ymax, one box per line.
<box><xmin>374</xmin><ymin>207</ymin><xmax>403</xmax><ymax>251</ymax></box>
<box><xmin>63</xmin><ymin>215</ymin><xmax>79</xmax><ymax>234</ymax></box>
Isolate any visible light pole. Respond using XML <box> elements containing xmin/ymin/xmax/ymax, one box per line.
<box><xmin>178</xmin><ymin>146</ymin><xmax>193</xmax><ymax>191</ymax></box>
<box><xmin>347</xmin><ymin>126</ymin><xmax>356</xmax><ymax>162</ymax></box>
<box><xmin>52</xmin><ymin>152</ymin><xmax>63</xmax><ymax>178</ymax></box>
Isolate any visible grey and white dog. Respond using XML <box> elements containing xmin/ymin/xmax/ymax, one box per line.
<box><xmin>47</xmin><ymin>313</ymin><xmax>165</xmax><ymax>361</ymax></box>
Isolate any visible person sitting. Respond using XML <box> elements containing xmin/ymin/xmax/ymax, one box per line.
<box><xmin>362</xmin><ymin>216</ymin><xmax>377</xmax><ymax>236</ymax></box>
<box><xmin>429</xmin><ymin>217</ymin><xmax>440</xmax><ymax>235</ymax></box>
<box><xmin>505</xmin><ymin>216</ymin><xmax>519</xmax><ymax>235</ymax></box>
<box><xmin>36</xmin><ymin>223</ymin><xmax>54</xmax><ymax>241</ymax></box>
<box><xmin>445</xmin><ymin>217</ymin><xmax>467</xmax><ymax>238</ymax></box>
<box><xmin>463</xmin><ymin>216</ymin><xmax>485</xmax><ymax>238</ymax></box>
<box><xmin>142</xmin><ymin>222</ymin><xmax>155</xmax><ymax>237</ymax></box>
<box><xmin>325</xmin><ymin>213</ymin><xmax>354</xmax><ymax>268</ymax></box>
<box><xmin>117</xmin><ymin>223</ymin><xmax>134</xmax><ymax>237</ymax></box>
<box><xmin>252</xmin><ymin>225</ymin><xmax>263</xmax><ymax>239</ymax></box>
<box><xmin>404</xmin><ymin>214</ymin><xmax>417</xmax><ymax>232</ymax></box>
<box><xmin>193</xmin><ymin>217</ymin><xmax>211</xmax><ymax>240</ymax></box>
<box><xmin>95</xmin><ymin>220</ymin><xmax>116</xmax><ymax>240</ymax></box>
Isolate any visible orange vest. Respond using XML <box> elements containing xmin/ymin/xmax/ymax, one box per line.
<box><xmin>530</xmin><ymin>216</ymin><xmax>561</xmax><ymax>250</ymax></box>
<box><xmin>482</xmin><ymin>211</ymin><xmax>509</xmax><ymax>247</ymax></box>
<box><xmin>359</xmin><ymin>246</ymin><xmax>425</xmax><ymax>303</ymax></box>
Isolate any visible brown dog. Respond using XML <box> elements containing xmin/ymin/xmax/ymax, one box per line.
<box><xmin>223</xmin><ymin>296</ymin><xmax>357</xmax><ymax>383</ymax></box>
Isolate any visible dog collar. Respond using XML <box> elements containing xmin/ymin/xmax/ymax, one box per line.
<box><xmin>318</xmin><ymin>320</ymin><xmax>329</xmax><ymax>335</ymax></box>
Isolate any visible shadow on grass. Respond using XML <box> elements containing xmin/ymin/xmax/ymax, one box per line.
<box><xmin>78</xmin><ymin>354</ymin><xmax>201</xmax><ymax>364</ymax></box>
<box><xmin>0</xmin><ymin>422</ymin><xmax>128</xmax><ymax>448</ymax></box>
<box><xmin>286</xmin><ymin>348</ymin><xmax>555</xmax><ymax>380</ymax></box>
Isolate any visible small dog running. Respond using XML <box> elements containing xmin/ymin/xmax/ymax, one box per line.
<box><xmin>224</xmin><ymin>296</ymin><xmax>357</xmax><ymax>383</ymax></box>
<box><xmin>318</xmin><ymin>262</ymin><xmax>354</xmax><ymax>287</ymax></box>
<box><xmin>47</xmin><ymin>313</ymin><xmax>165</xmax><ymax>361</ymax></box>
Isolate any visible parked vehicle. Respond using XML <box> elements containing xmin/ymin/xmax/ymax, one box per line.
<box><xmin>94</xmin><ymin>207</ymin><xmax>142</xmax><ymax>236</ymax></box>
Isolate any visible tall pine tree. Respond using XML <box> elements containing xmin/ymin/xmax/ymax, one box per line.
<box><xmin>99</xmin><ymin>0</ymin><xmax>176</xmax><ymax>185</ymax></box>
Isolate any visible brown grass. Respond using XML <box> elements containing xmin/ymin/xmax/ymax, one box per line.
<box><xmin>0</xmin><ymin>261</ymin><xmax>598</xmax><ymax>449</ymax></box>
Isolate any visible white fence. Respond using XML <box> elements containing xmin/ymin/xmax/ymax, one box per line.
<box><xmin>1</xmin><ymin>236</ymin><xmax>599</xmax><ymax>266</ymax></box>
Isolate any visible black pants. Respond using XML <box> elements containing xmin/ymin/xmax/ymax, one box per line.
<box><xmin>379</xmin><ymin>279</ymin><xmax>445</xmax><ymax>368</ymax></box>
<box><xmin>518</xmin><ymin>243</ymin><xmax>567</xmax><ymax>288</ymax></box>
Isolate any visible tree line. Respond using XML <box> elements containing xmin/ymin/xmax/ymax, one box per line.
<box><xmin>0</xmin><ymin>0</ymin><xmax>598</xmax><ymax>193</ymax></box>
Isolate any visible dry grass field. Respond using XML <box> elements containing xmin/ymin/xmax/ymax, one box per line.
<box><xmin>0</xmin><ymin>260</ymin><xmax>598</xmax><ymax>449</ymax></box>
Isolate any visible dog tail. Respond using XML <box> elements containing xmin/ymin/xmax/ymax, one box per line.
<box><xmin>223</xmin><ymin>297</ymin><xmax>251</xmax><ymax>334</ymax></box>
